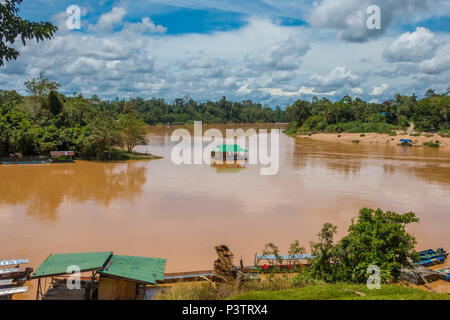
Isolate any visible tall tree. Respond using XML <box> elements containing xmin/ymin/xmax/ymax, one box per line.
<box><xmin>24</xmin><ymin>72</ymin><xmax>61</xmax><ymax>96</ymax></box>
<box><xmin>118</xmin><ymin>113</ymin><xmax>149</xmax><ymax>153</ymax></box>
<box><xmin>44</xmin><ymin>91</ymin><xmax>63</xmax><ymax>115</ymax></box>
<box><xmin>0</xmin><ymin>0</ymin><xmax>57</xmax><ymax>66</ymax></box>
<box><xmin>310</xmin><ymin>223</ymin><xmax>337</xmax><ymax>281</ymax></box>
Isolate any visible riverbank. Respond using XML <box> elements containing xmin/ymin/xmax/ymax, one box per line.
<box><xmin>296</xmin><ymin>132</ymin><xmax>450</xmax><ymax>149</ymax></box>
<box><xmin>105</xmin><ymin>150</ymin><xmax>163</xmax><ymax>161</ymax></box>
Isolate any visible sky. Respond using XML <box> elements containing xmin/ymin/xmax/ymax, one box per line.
<box><xmin>1</xmin><ymin>0</ymin><xmax>449</xmax><ymax>107</ymax></box>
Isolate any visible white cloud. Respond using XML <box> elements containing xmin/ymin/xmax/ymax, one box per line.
<box><xmin>121</xmin><ymin>17</ymin><xmax>167</xmax><ymax>34</ymax></box>
<box><xmin>259</xmin><ymin>86</ymin><xmax>336</xmax><ymax>97</ymax></box>
<box><xmin>2</xmin><ymin>3</ymin><xmax>450</xmax><ymax>105</ymax></box>
<box><xmin>418</xmin><ymin>55</ymin><xmax>450</xmax><ymax>74</ymax></box>
<box><xmin>245</xmin><ymin>35</ymin><xmax>310</xmax><ymax>71</ymax></box>
<box><xmin>308</xmin><ymin>0</ymin><xmax>445</xmax><ymax>42</ymax></box>
<box><xmin>383</xmin><ymin>27</ymin><xmax>440</xmax><ymax>62</ymax></box>
<box><xmin>309</xmin><ymin>66</ymin><xmax>360</xmax><ymax>90</ymax></box>
<box><xmin>371</xmin><ymin>83</ymin><xmax>389</xmax><ymax>95</ymax></box>
<box><xmin>351</xmin><ymin>87</ymin><xmax>364</xmax><ymax>94</ymax></box>
<box><xmin>89</xmin><ymin>7</ymin><xmax>127</xmax><ymax>34</ymax></box>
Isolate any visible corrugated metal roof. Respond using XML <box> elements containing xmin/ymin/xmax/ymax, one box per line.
<box><xmin>99</xmin><ymin>255</ymin><xmax>166</xmax><ymax>284</ymax></box>
<box><xmin>32</xmin><ymin>252</ymin><xmax>112</xmax><ymax>278</ymax></box>
<box><xmin>214</xmin><ymin>145</ymin><xmax>248</xmax><ymax>152</ymax></box>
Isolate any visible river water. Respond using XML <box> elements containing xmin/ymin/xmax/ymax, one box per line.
<box><xmin>1</xmin><ymin>124</ymin><xmax>449</xmax><ymax>298</ymax></box>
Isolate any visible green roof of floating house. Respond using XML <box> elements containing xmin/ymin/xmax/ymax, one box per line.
<box><xmin>32</xmin><ymin>252</ymin><xmax>113</xmax><ymax>278</ymax></box>
<box><xmin>99</xmin><ymin>255</ymin><xmax>166</xmax><ymax>284</ymax></box>
<box><xmin>214</xmin><ymin>144</ymin><xmax>248</xmax><ymax>152</ymax></box>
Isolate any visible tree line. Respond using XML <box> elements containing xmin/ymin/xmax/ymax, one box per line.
<box><xmin>0</xmin><ymin>74</ymin><xmax>286</xmax><ymax>160</ymax></box>
<box><xmin>1</xmin><ymin>73</ymin><xmax>449</xmax><ymax>160</ymax></box>
<box><xmin>285</xmin><ymin>88</ymin><xmax>450</xmax><ymax>135</ymax></box>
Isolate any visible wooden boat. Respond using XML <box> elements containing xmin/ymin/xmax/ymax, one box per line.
<box><xmin>439</xmin><ymin>268</ymin><xmax>450</xmax><ymax>282</ymax></box>
<box><xmin>0</xmin><ymin>259</ymin><xmax>32</xmax><ymax>300</ymax></box>
<box><xmin>417</xmin><ymin>248</ymin><xmax>448</xmax><ymax>266</ymax></box>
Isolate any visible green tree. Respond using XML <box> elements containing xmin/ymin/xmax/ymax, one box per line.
<box><xmin>118</xmin><ymin>113</ymin><xmax>149</xmax><ymax>152</ymax></box>
<box><xmin>288</xmin><ymin>240</ymin><xmax>306</xmax><ymax>266</ymax></box>
<box><xmin>43</xmin><ymin>91</ymin><xmax>63</xmax><ymax>115</ymax></box>
<box><xmin>286</xmin><ymin>100</ymin><xmax>311</xmax><ymax>127</ymax></box>
<box><xmin>310</xmin><ymin>223</ymin><xmax>337</xmax><ymax>282</ymax></box>
<box><xmin>76</xmin><ymin>115</ymin><xmax>122</xmax><ymax>160</ymax></box>
<box><xmin>24</xmin><ymin>72</ymin><xmax>61</xmax><ymax>96</ymax></box>
<box><xmin>262</xmin><ymin>243</ymin><xmax>281</xmax><ymax>266</ymax></box>
<box><xmin>0</xmin><ymin>0</ymin><xmax>57</xmax><ymax>66</ymax></box>
<box><xmin>334</xmin><ymin>208</ymin><xmax>419</xmax><ymax>283</ymax></box>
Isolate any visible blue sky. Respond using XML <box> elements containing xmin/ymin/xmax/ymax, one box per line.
<box><xmin>1</xmin><ymin>0</ymin><xmax>449</xmax><ymax>106</ymax></box>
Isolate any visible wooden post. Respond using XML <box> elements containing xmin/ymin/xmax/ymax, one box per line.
<box><xmin>36</xmin><ymin>278</ymin><xmax>41</xmax><ymax>300</ymax></box>
<box><xmin>90</xmin><ymin>271</ymin><xmax>95</xmax><ymax>300</ymax></box>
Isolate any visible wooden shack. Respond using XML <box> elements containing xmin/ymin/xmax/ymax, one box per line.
<box><xmin>50</xmin><ymin>151</ymin><xmax>75</xmax><ymax>163</ymax></box>
<box><xmin>97</xmin><ymin>255</ymin><xmax>166</xmax><ymax>300</ymax></box>
<box><xmin>31</xmin><ymin>252</ymin><xmax>166</xmax><ymax>300</ymax></box>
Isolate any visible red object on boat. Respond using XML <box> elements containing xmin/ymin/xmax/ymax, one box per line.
<box><xmin>263</xmin><ymin>264</ymin><xmax>269</xmax><ymax>270</ymax></box>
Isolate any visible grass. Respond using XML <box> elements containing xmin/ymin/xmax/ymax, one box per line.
<box><xmin>155</xmin><ymin>271</ymin><xmax>324</xmax><ymax>300</ymax></box>
<box><xmin>227</xmin><ymin>283</ymin><xmax>450</xmax><ymax>300</ymax></box>
<box><xmin>103</xmin><ymin>148</ymin><xmax>163</xmax><ymax>160</ymax></box>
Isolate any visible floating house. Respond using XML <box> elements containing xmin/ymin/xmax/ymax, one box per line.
<box><xmin>50</xmin><ymin>151</ymin><xmax>75</xmax><ymax>163</ymax></box>
<box><xmin>211</xmin><ymin>144</ymin><xmax>248</xmax><ymax>161</ymax></box>
<box><xmin>32</xmin><ymin>252</ymin><xmax>166</xmax><ymax>300</ymax></box>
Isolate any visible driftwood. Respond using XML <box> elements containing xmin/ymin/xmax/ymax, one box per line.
<box><xmin>399</xmin><ymin>266</ymin><xmax>443</xmax><ymax>286</ymax></box>
<box><xmin>213</xmin><ymin>245</ymin><xmax>247</xmax><ymax>286</ymax></box>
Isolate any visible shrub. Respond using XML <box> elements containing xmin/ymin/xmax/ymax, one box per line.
<box><xmin>423</xmin><ymin>141</ymin><xmax>440</xmax><ymax>148</ymax></box>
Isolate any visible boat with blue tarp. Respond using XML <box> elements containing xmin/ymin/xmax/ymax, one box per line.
<box><xmin>417</xmin><ymin>248</ymin><xmax>448</xmax><ymax>266</ymax></box>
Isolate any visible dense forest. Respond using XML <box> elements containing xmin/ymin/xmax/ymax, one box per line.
<box><xmin>1</xmin><ymin>74</ymin><xmax>449</xmax><ymax>160</ymax></box>
<box><xmin>285</xmin><ymin>88</ymin><xmax>450</xmax><ymax>135</ymax></box>
<box><xmin>0</xmin><ymin>74</ymin><xmax>286</xmax><ymax>160</ymax></box>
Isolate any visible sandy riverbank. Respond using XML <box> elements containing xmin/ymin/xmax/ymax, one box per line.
<box><xmin>297</xmin><ymin>132</ymin><xmax>450</xmax><ymax>149</ymax></box>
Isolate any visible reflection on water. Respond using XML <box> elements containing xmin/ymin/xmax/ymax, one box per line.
<box><xmin>1</xmin><ymin>124</ymin><xmax>449</xmax><ymax>298</ymax></box>
<box><xmin>0</xmin><ymin>162</ymin><xmax>147</xmax><ymax>220</ymax></box>
<box><xmin>210</xmin><ymin>160</ymin><xmax>247</xmax><ymax>174</ymax></box>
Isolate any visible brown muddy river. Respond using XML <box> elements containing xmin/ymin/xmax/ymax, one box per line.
<box><xmin>1</xmin><ymin>124</ymin><xmax>449</xmax><ymax>298</ymax></box>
